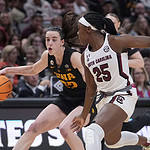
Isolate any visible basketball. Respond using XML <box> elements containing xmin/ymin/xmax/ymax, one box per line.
<box><xmin>0</xmin><ymin>75</ymin><xmax>13</xmax><ymax>101</ymax></box>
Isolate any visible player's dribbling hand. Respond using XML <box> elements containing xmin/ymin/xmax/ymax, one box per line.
<box><xmin>70</xmin><ymin>115</ymin><xmax>85</xmax><ymax>133</ymax></box>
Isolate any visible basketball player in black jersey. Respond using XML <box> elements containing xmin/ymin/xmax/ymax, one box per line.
<box><xmin>0</xmin><ymin>26</ymin><xmax>97</xmax><ymax>150</ymax></box>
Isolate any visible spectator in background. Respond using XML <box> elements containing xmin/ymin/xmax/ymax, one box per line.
<box><xmin>0</xmin><ymin>11</ymin><xmax>13</xmax><ymax>40</ymax></box>
<box><xmin>131</xmin><ymin>67</ymin><xmax>150</xmax><ymax>98</ymax></box>
<box><xmin>101</xmin><ymin>0</ymin><xmax>119</xmax><ymax>16</ymax></box>
<box><xmin>24</xmin><ymin>45</ymin><xmax>39</xmax><ymax>63</ymax></box>
<box><xmin>43</xmin><ymin>0</ymin><xmax>63</xmax><ymax>27</ymax></box>
<box><xmin>50</xmin><ymin>15</ymin><xmax>62</xmax><ymax>27</ymax></box>
<box><xmin>144</xmin><ymin>57</ymin><xmax>150</xmax><ymax>79</ymax></box>
<box><xmin>17</xmin><ymin>62</ymin><xmax>50</xmax><ymax>98</ymax></box>
<box><xmin>0</xmin><ymin>45</ymin><xmax>19</xmax><ymax>91</ymax></box>
<box><xmin>21</xmin><ymin>12</ymin><xmax>43</xmax><ymax>39</ymax></box>
<box><xmin>22</xmin><ymin>32</ymin><xmax>48</xmax><ymax>79</ymax></box>
<box><xmin>129</xmin><ymin>15</ymin><xmax>150</xmax><ymax>36</ymax></box>
<box><xmin>9</xmin><ymin>34</ymin><xmax>26</xmax><ymax>66</ymax></box>
<box><xmin>140</xmin><ymin>0</ymin><xmax>150</xmax><ymax>10</ymax></box>
<box><xmin>116</xmin><ymin>0</ymin><xmax>135</xmax><ymax>18</ymax></box>
<box><xmin>24</xmin><ymin>0</ymin><xmax>53</xmax><ymax>23</ymax></box>
<box><xmin>24</xmin><ymin>45</ymin><xmax>47</xmax><ymax>79</ymax></box>
<box><xmin>0</xmin><ymin>0</ymin><xmax>6</xmax><ymax>13</ymax></box>
<box><xmin>73</xmin><ymin>0</ymin><xmax>88</xmax><ymax>15</ymax></box>
<box><xmin>130</xmin><ymin>2</ymin><xmax>148</xmax><ymax>23</ymax></box>
<box><xmin>84</xmin><ymin>0</ymin><xmax>103</xmax><ymax>14</ymax></box>
<box><xmin>62</xmin><ymin>0</ymin><xmax>87</xmax><ymax>17</ymax></box>
<box><xmin>63</xmin><ymin>2</ymin><xmax>75</xmax><ymax>14</ymax></box>
<box><xmin>50</xmin><ymin>0</ymin><xmax>63</xmax><ymax>16</ymax></box>
<box><xmin>9</xmin><ymin>0</ymin><xmax>26</xmax><ymax>34</ymax></box>
<box><xmin>0</xmin><ymin>45</ymin><xmax>18</xmax><ymax>68</ymax></box>
<box><xmin>22</xmin><ymin>33</ymin><xmax>45</xmax><ymax>59</ymax></box>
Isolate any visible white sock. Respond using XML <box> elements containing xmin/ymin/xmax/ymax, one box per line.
<box><xmin>105</xmin><ymin>131</ymin><xmax>139</xmax><ymax>148</ymax></box>
<box><xmin>84</xmin><ymin>123</ymin><xmax>105</xmax><ymax>150</ymax></box>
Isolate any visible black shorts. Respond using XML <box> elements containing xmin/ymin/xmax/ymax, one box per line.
<box><xmin>51</xmin><ymin>94</ymin><xmax>84</xmax><ymax>115</ymax></box>
<box><xmin>51</xmin><ymin>94</ymin><xmax>97</xmax><ymax>123</ymax></box>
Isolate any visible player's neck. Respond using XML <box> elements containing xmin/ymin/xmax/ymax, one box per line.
<box><xmin>89</xmin><ymin>34</ymin><xmax>104</xmax><ymax>52</ymax></box>
<box><xmin>55</xmin><ymin>47</ymin><xmax>65</xmax><ymax>66</ymax></box>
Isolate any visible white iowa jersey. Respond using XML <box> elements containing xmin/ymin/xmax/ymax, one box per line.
<box><xmin>84</xmin><ymin>33</ymin><xmax>133</xmax><ymax>92</ymax></box>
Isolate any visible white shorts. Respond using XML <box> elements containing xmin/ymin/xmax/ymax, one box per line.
<box><xmin>96</xmin><ymin>87</ymin><xmax>138</xmax><ymax>122</ymax></box>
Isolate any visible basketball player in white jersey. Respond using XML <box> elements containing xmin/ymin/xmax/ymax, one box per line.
<box><xmin>71</xmin><ymin>11</ymin><xmax>150</xmax><ymax>150</ymax></box>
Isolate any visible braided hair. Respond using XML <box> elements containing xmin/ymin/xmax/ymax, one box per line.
<box><xmin>84</xmin><ymin>11</ymin><xmax>117</xmax><ymax>35</ymax></box>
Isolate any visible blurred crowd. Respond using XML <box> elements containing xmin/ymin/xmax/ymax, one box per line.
<box><xmin>0</xmin><ymin>0</ymin><xmax>150</xmax><ymax>99</ymax></box>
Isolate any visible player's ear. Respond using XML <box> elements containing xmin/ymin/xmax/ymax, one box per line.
<box><xmin>61</xmin><ymin>39</ymin><xmax>65</xmax><ymax>46</ymax></box>
<box><xmin>87</xmin><ymin>26</ymin><xmax>92</xmax><ymax>33</ymax></box>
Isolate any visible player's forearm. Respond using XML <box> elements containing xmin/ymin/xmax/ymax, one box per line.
<box><xmin>128</xmin><ymin>59</ymin><xmax>144</xmax><ymax>68</ymax></box>
<box><xmin>82</xmin><ymin>88</ymin><xmax>96</xmax><ymax>119</ymax></box>
<box><xmin>5</xmin><ymin>65</ymin><xmax>36</xmax><ymax>76</ymax></box>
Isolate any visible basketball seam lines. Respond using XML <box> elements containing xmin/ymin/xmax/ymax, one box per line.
<box><xmin>0</xmin><ymin>80</ymin><xmax>12</xmax><ymax>94</ymax></box>
<box><xmin>0</xmin><ymin>90</ymin><xmax>12</xmax><ymax>94</ymax></box>
<box><xmin>0</xmin><ymin>80</ymin><xmax>10</xmax><ymax>87</ymax></box>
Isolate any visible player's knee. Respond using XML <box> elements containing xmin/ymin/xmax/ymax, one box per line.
<box><xmin>59</xmin><ymin>124</ymin><xmax>70</xmax><ymax>139</ymax></box>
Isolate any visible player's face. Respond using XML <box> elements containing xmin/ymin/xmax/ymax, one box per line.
<box><xmin>78</xmin><ymin>23</ymin><xmax>88</xmax><ymax>46</ymax></box>
<box><xmin>45</xmin><ymin>31</ymin><xmax>64</xmax><ymax>55</ymax></box>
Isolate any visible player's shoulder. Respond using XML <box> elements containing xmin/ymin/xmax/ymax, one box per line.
<box><xmin>40</xmin><ymin>50</ymin><xmax>49</xmax><ymax>61</ymax></box>
<box><xmin>71</xmin><ymin>50</ymin><xmax>81</xmax><ymax>63</ymax></box>
<box><xmin>41</xmin><ymin>50</ymin><xmax>48</xmax><ymax>56</ymax></box>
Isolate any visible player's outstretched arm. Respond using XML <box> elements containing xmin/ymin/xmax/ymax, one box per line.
<box><xmin>0</xmin><ymin>50</ymin><xmax>48</xmax><ymax>76</ymax></box>
<box><xmin>116</xmin><ymin>34</ymin><xmax>150</xmax><ymax>51</ymax></box>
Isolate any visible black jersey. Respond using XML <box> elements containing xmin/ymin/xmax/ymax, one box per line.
<box><xmin>48</xmin><ymin>47</ymin><xmax>86</xmax><ymax>98</ymax></box>
<box><xmin>128</xmin><ymin>48</ymin><xmax>139</xmax><ymax>57</ymax></box>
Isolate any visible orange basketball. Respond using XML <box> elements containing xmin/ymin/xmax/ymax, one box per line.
<box><xmin>0</xmin><ymin>75</ymin><xmax>13</xmax><ymax>101</ymax></box>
